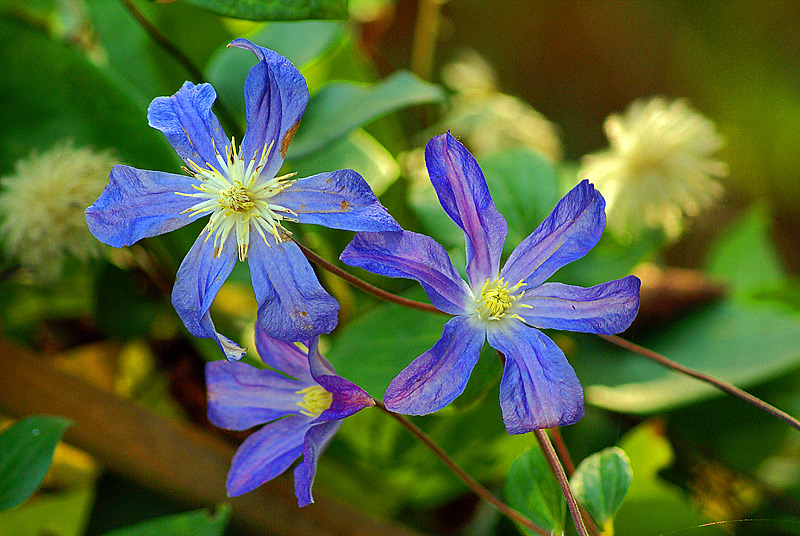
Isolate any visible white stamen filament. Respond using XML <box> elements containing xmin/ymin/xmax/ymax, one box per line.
<box><xmin>176</xmin><ymin>138</ymin><xmax>299</xmax><ymax>261</ymax></box>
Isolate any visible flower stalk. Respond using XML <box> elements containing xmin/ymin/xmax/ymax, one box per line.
<box><xmin>374</xmin><ymin>401</ymin><xmax>552</xmax><ymax>536</ymax></box>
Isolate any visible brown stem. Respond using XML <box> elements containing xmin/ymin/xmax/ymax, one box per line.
<box><xmin>293</xmin><ymin>239</ymin><xmax>447</xmax><ymax>316</ymax></box>
<box><xmin>598</xmin><ymin>334</ymin><xmax>800</xmax><ymax>433</ymax></box>
<box><xmin>374</xmin><ymin>402</ymin><xmax>551</xmax><ymax>536</ymax></box>
<box><xmin>548</xmin><ymin>427</ymin><xmax>575</xmax><ymax>477</ymax></box>
<box><xmin>534</xmin><ymin>430</ymin><xmax>590</xmax><ymax>536</ymax></box>
<box><xmin>410</xmin><ymin>0</ymin><xmax>447</xmax><ymax>80</ymax></box>
<box><xmin>118</xmin><ymin>0</ymin><xmax>242</xmax><ymax>141</ymax></box>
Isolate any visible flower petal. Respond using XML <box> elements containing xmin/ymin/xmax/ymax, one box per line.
<box><xmin>254</xmin><ymin>327</ymin><xmax>315</xmax><ymax>382</ymax></box>
<box><xmin>341</xmin><ymin>230</ymin><xmax>471</xmax><ymax>315</ymax></box>
<box><xmin>148</xmin><ymin>82</ymin><xmax>230</xmax><ymax>168</ymax></box>
<box><xmin>518</xmin><ymin>276</ymin><xmax>641</xmax><ymax>334</ymax></box>
<box><xmin>501</xmin><ymin>179</ymin><xmax>605</xmax><ymax>288</ymax></box>
<box><xmin>274</xmin><ymin>170</ymin><xmax>401</xmax><ymax>232</ymax></box>
<box><xmin>294</xmin><ymin>421</ymin><xmax>341</xmax><ymax>507</ymax></box>
<box><xmin>230</xmin><ymin>39</ymin><xmax>309</xmax><ymax>179</ymax></box>
<box><xmin>172</xmin><ymin>232</ymin><xmax>245</xmax><ymax>361</ymax></box>
<box><xmin>206</xmin><ymin>360</ymin><xmax>310</xmax><ymax>431</ymax></box>
<box><xmin>384</xmin><ymin>315</ymin><xmax>484</xmax><ymax>415</ymax></box>
<box><xmin>85</xmin><ymin>166</ymin><xmax>201</xmax><ymax>247</ymax></box>
<box><xmin>425</xmin><ymin>132</ymin><xmax>508</xmax><ymax>286</ymax></box>
<box><xmin>487</xmin><ymin>322</ymin><xmax>584</xmax><ymax>434</ymax></box>
<box><xmin>249</xmin><ymin>234</ymin><xmax>339</xmax><ymax>342</ymax></box>
<box><xmin>226</xmin><ymin>416</ymin><xmax>309</xmax><ymax>497</ymax></box>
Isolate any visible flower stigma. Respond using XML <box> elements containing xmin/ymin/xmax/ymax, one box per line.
<box><xmin>474</xmin><ymin>277</ymin><xmax>528</xmax><ymax>322</ymax></box>
<box><xmin>296</xmin><ymin>385</ymin><xmax>333</xmax><ymax>417</ymax></box>
<box><xmin>176</xmin><ymin>138</ymin><xmax>298</xmax><ymax>261</ymax></box>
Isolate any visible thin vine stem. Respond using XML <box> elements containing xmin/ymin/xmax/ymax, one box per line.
<box><xmin>118</xmin><ymin>0</ymin><xmax>243</xmax><ymax>141</ymax></box>
<box><xmin>599</xmin><ymin>334</ymin><xmax>800</xmax><ymax>432</ymax></box>
<box><xmin>299</xmin><ymin>239</ymin><xmax>800</xmax><ymax>434</ymax></box>
<box><xmin>534</xmin><ymin>430</ymin><xmax>590</xmax><ymax>536</ymax></box>
<box><xmin>293</xmin><ymin>239</ymin><xmax>447</xmax><ymax>315</ymax></box>
<box><xmin>548</xmin><ymin>427</ymin><xmax>575</xmax><ymax>477</ymax></box>
<box><xmin>374</xmin><ymin>401</ymin><xmax>551</xmax><ymax>536</ymax></box>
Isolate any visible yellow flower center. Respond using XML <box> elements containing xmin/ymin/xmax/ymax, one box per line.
<box><xmin>176</xmin><ymin>139</ymin><xmax>298</xmax><ymax>261</ymax></box>
<box><xmin>296</xmin><ymin>385</ymin><xmax>333</xmax><ymax>417</ymax></box>
<box><xmin>218</xmin><ymin>182</ymin><xmax>255</xmax><ymax>212</ymax></box>
<box><xmin>474</xmin><ymin>277</ymin><xmax>527</xmax><ymax>322</ymax></box>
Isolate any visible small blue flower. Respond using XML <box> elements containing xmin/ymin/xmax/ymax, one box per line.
<box><xmin>341</xmin><ymin>132</ymin><xmax>640</xmax><ymax>434</ymax></box>
<box><xmin>86</xmin><ymin>39</ymin><xmax>399</xmax><ymax>360</ymax></box>
<box><xmin>206</xmin><ymin>329</ymin><xmax>374</xmax><ymax>505</ymax></box>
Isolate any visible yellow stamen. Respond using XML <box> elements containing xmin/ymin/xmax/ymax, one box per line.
<box><xmin>474</xmin><ymin>277</ymin><xmax>528</xmax><ymax>321</ymax></box>
<box><xmin>296</xmin><ymin>385</ymin><xmax>333</xmax><ymax>417</ymax></box>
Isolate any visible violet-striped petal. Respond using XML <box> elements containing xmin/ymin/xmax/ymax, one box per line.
<box><xmin>424</xmin><ymin>132</ymin><xmax>508</xmax><ymax>287</ymax></box>
<box><xmin>518</xmin><ymin>276</ymin><xmax>641</xmax><ymax>334</ymax></box>
<box><xmin>501</xmin><ymin>179</ymin><xmax>605</xmax><ymax>288</ymax></box>
<box><xmin>230</xmin><ymin>39</ymin><xmax>308</xmax><ymax>178</ymax></box>
<box><xmin>384</xmin><ymin>316</ymin><xmax>485</xmax><ymax>415</ymax></box>
<box><xmin>172</xmin><ymin>232</ymin><xmax>245</xmax><ymax>361</ymax></box>
<box><xmin>304</xmin><ymin>339</ymin><xmax>375</xmax><ymax>422</ymax></box>
<box><xmin>226</xmin><ymin>415</ymin><xmax>309</xmax><ymax>497</ymax></box>
<box><xmin>274</xmin><ymin>170</ymin><xmax>401</xmax><ymax>232</ymax></box>
<box><xmin>341</xmin><ymin>230</ymin><xmax>471</xmax><ymax>315</ymax></box>
<box><xmin>148</xmin><ymin>82</ymin><xmax>230</xmax><ymax>169</ymax></box>
<box><xmin>85</xmin><ymin>166</ymin><xmax>201</xmax><ymax>247</ymax></box>
<box><xmin>487</xmin><ymin>322</ymin><xmax>584</xmax><ymax>434</ymax></box>
<box><xmin>294</xmin><ymin>421</ymin><xmax>341</xmax><ymax>507</ymax></box>
<box><xmin>254</xmin><ymin>327</ymin><xmax>315</xmax><ymax>382</ymax></box>
<box><xmin>206</xmin><ymin>361</ymin><xmax>311</xmax><ymax>431</ymax></box>
<box><xmin>249</xmin><ymin>234</ymin><xmax>339</xmax><ymax>342</ymax></box>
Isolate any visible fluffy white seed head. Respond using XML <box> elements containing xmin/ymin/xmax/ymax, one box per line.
<box><xmin>579</xmin><ymin>97</ymin><xmax>728</xmax><ymax>241</ymax></box>
<box><xmin>0</xmin><ymin>141</ymin><xmax>115</xmax><ymax>281</ymax></box>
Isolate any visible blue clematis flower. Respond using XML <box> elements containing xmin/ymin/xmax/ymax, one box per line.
<box><xmin>85</xmin><ymin>39</ymin><xmax>399</xmax><ymax>360</ymax></box>
<box><xmin>341</xmin><ymin>132</ymin><xmax>640</xmax><ymax>434</ymax></box>
<box><xmin>206</xmin><ymin>328</ymin><xmax>374</xmax><ymax>505</ymax></box>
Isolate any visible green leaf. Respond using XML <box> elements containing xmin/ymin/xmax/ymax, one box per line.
<box><xmin>570</xmin><ymin>447</ymin><xmax>632</xmax><ymax>531</ymax></box>
<box><xmin>613</xmin><ymin>422</ymin><xmax>725</xmax><ymax>536</ymax></box>
<box><xmin>287</xmin><ymin>71</ymin><xmax>445</xmax><ymax>159</ymax></box>
<box><xmin>0</xmin><ymin>485</ymin><xmax>95</xmax><ymax>536</ymax></box>
<box><xmin>0</xmin><ymin>17</ymin><xmax>177</xmax><ymax>175</ymax></box>
<box><xmin>578</xmin><ymin>300</ymin><xmax>800</xmax><ymax>413</ymax></box>
<box><xmin>101</xmin><ymin>504</ymin><xmax>230</xmax><ymax>536</ymax></box>
<box><xmin>477</xmin><ymin>148</ymin><xmax>559</xmax><ymax>255</ymax></box>
<box><xmin>706</xmin><ymin>203</ymin><xmax>784</xmax><ymax>296</ymax></box>
<box><xmin>326</xmin><ymin>291</ymin><xmax>448</xmax><ymax>398</ymax></box>
<box><xmin>181</xmin><ymin>0</ymin><xmax>348</xmax><ymax>20</ymax></box>
<box><xmin>504</xmin><ymin>446</ymin><xmax>565</xmax><ymax>535</ymax></box>
<box><xmin>0</xmin><ymin>416</ymin><xmax>72</xmax><ymax>511</ymax></box>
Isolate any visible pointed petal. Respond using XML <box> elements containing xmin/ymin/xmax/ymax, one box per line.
<box><xmin>249</xmin><ymin>234</ymin><xmax>339</xmax><ymax>342</ymax></box>
<box><xmin>254</xmin><ymin>327</ymin><xmax>314</xmax><ymax>381</ymax></box>
<box><xmin>230</xmin><ymin>39</ymin><xmax>309</xmax><ymax>179</ymax></box>
<box><xmin>487</xmin><ymin>322</ymin><xmax>584</xmax><ymax>434</ymax></box>
<box><xmin>148</xmin><ymin>82</ymin><xmax>230</xmax><ymax>168</ymax></box>
<box><xmin>425</xmin><ymin>132</ymin><xmax>508</xmax><ymax>286</ymax></box>
<box><xmin>226</xmin><ymin>416</ymin><xmax>309</xmax><ymax>497</ymax></box>
<box><xmin>518</xmin><ymin>276</ymin><xmax>641</xmax><ymax>334</ymax></box>
<box><xmin>294</xmin><ymin>421</ymin><xmax>341</xmax><ymax>507</ymax></box>
<box><xmin>85</xmin><ymin>166</ymin><xmax>201</xmax><ymax>247</ymax></box>
<box><xmin>384</xmin><ymin>315</ymin><xmax>484</xmax><ymax>415</ymax></box>
<box><xmin>274</xmin><ymin>170</ymin><xmax>400</xmax><ymax>232</ymax></box>
<box><xmin>172</xmin><ymin>232</ymin><xmax>245</xmax><ymax>361</ymax></box>
<box><xmin>341</xmin><ymin>230</ymin><xmax>471</xmax><ymax>315</ymax></box>
<box><xmin>206</xmin><ymin>361</ymin><xmax>311</xmax><ymax>431</ymax></box>
<box><xmin>501</xmin><ymin>180</ymin><xmax>605</xmax><ymax>288</ymax></box>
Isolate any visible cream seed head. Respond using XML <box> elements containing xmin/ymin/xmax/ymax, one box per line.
<box><xmin>177</xmin><ymin>139</ymin><xmax>298</xmax><ymax>262</ymax></box>
<box><xmin>0</xmin><ymin>140</ymin><xmax>115</xmax><ymax>281</ymax></box>
<box><xmin>579</xmin><ymin>97</ymin><xmax>728</xmax><ymax>240</ymax></box>
<box><xmin>296</xmin><ymin>385</ymin><xmax>333</xmax><ymax>417</ymax></box>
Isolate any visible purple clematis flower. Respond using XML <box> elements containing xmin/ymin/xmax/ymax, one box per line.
<box><xmin>85</xmin><ymin>39</ymin><xmax>399</xmax><ymax>361</ymax></box>
<box><xmin>206</xmin><ymin>328</ymin><xmax>374</xmax><ymax>506</ymax></box>
<box><xmin>341</xmin><ymin>132</ymin><xmax>640</xmax><ymax>434</ymax></box>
